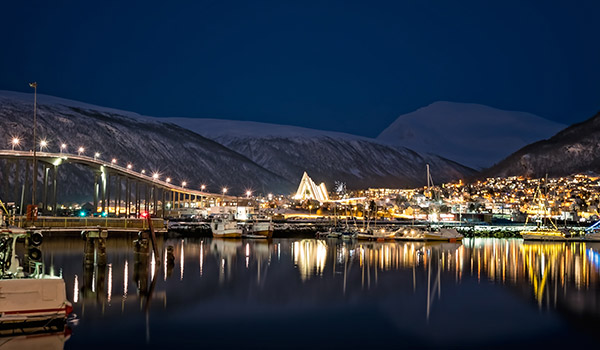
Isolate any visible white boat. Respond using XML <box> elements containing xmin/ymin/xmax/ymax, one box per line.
<box><xmin>424</xmin><ymin>228</ymin><xmax>463</xmax><ymax>242</ymax></box>
<box><xmin>395</xmin><ymin>226</ymin><xmax>427</xmax><ymax>241</ymax></box>
<box><xmin>0</xmin><ymin>229</ymin><xmax>72</xmax><ymax>330</ymax></box>
<box><xmin>242</xmin><ymin>220</ymin><xmax>274</xmax><ymax>239</ymax></box>
<box><xmin>356</xmin><ymin>228</ymin><xmax>396</xmax><ymax>240</ymax></box>
<box><xmin>210</xmin><ymin>215</ymin><xmax>242</xmax><ymax>238</ymax></box>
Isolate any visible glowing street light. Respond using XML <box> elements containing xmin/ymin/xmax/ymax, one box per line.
<box><xmin>166</xmin><ymin>177</ymin><xmax>171</xmax><ymax>183</ymax></box>
<box><xmin>141</xmin><ymin>169</ymin><xmax>146</xmax><ymax>174</ymax></box>
<box><xmin>182</xmin><ymin>181</ymin><xmax>187</xmax><ymax>189</ymax></box>
<box><xmin>111</xmin><ymin>158</ymin><xmax>117</xmax><ymax>164</ymax></box>
<box><xmin>11</xmin><ymin>137</ymin><xmax>19</xmax><ymax>150</ymax></box>
<box><xmin>246</xmin><ymin>190</ymin><xmax>252</xmax><ymax>198</ymax></box>
<box><xmin>39</xmin><ymin>139</ymin><xmax>47</xmax><ymax>151</ymax></box>
<box><xmin>94</xmin><ymin>152</ymin><xmax>100</xmax><ymax>160</ymax></box>
<box><xmin>201</xmin><ymin>184</ymin><xmax>206</xmax><ymax>191</ymax></box>
<box><xmin>78</xmin><ymin>147</ymin><xmax>85</xmax><ymax>156</ymax></box>
<box><xmin>152</xmin><ymin>172</ymin><xmax>159</xmax><ymax>180</ymax></box>
<box><xmin>221</xmin><ymin>187</ymin><xmax>227</xmax><ymax>206</ymax></box>
<box><xmin>127</xmin><ymin>163</ymin><xmax>132</xmax><ymax>170</ymax></box>
<box><xmin>60</xmin><ymin>143</ymin><xmax>67</xmax><ymax>153</ymax></box>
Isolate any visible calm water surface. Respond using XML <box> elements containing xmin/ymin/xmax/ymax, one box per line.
<box><xmin>34</xmin><ymin>236</ymin><xmax>600</xmax><ymax>348</ymax></box>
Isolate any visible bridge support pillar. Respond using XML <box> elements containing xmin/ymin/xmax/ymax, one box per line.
<box><xmin>161</xmin><ymin>188</ymin><xmax>166</xmax><ymax>218</ymax></box>
<box><xmin>101</xmin><ymin>172</ymin><xmax>107</xmax><ymax>215</ymax></box>
<box><xmin>106</xmin><ymin>174</ymin><xmax>111</xmax><ymax>216</ymax></box>
<box><xmin>152</xmin><ymin>185</ymin><xmax>157</xmax><ymax>216</ymax></box>
<box><xmin>126</xmin><ymin>177</ymin><xmax>131</xmax><ymax>217</ymax></box>
<box><xmin>42</xmin><ymin>165</ymin><xmax>49</xmax><ymax>214</ymax></box>
<box><xmin>93</xmin><ymin>173</ymin><xmax>99</xmax><ymax>214</ymax></box>
<box><xmin>144</xmin><ymin>184</ymin><xmax>149</xmax><ymax>214</ymax></box>
<box><xmin>135</xmin><ymin>181</ymin><xmax>140</xmax><ymax>217</ymax></box>
<box><xmin>52</xmin><ymin>165</ymin><xmax>58</xmax><ymax>216</ymax></box>
<box><xmin>116</xmin><ymin>176</ymin><xmax>121</xmax><ymax>217</ymax></box>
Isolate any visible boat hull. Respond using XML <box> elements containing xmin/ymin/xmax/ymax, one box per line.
<box><xmin>520</xmin><ymin>229</ymin><xmax>568</xmax><ymax>241</ymax></box>
<box><xmin>212</xmin><ymin>230</ymin><xmax>242</xmax><ymax>238</ymax></box>
<box><xmin>0</xmin><ymin>278</ymin><xmax>72</xmax><ymax>324</ymax></box>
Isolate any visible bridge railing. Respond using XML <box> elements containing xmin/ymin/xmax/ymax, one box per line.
<box><xmin>15</xmin><ymin>216</ymin><xmax>166</xmax><ymax>230</ymax></box>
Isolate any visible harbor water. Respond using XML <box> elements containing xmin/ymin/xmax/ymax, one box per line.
<box><xmin>34</xmin><ymin>237</ymin><xmax>600</xmax><ymax>348</ymax></box>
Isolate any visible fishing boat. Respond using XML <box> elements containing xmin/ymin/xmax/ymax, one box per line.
<box><xmin>210</xmin><ymin>215</ymin><xmax>242</xmax><ymax>238</ymax></box>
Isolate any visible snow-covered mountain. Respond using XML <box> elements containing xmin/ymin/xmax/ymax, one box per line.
<box><xmin>377</xmin><ymin>102</ymin><xmax>566</xmax><ymax>169</ymax></box>
<box><xmin>158</xmin><ymin>118</ymin><xmax>476</xmax><ymax>189</ymax></box>
<box><xmin>481</xmin><ymin>110</ymin><xmax>600</xmax><ymax>178</ymax></box>
<box><xmin>0</xmin><ymin>91</ymin><xmax>293</xmax><ymax>202</ymax></box>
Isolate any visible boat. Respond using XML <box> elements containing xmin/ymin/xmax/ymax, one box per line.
<box><xmin>395</xmin><ymin>226</ymin><xmax>427</xmax><ymax>241</ymax></box>
<box><xmin>241</xmin><ymin>219</ymin><xmax>274</xmax><ymax>239</ymax></box>
<box><xmin>356</xmin><ymin>228</ymin><xmax>396</xmax><ymax>240</ymax></box>
<box><xmin>520</xmin><ymin>180</ymin><xmax>570</xmax><ymax>241</ymax></box>
<box><xmin>0</xmin><ymin>208</ymin><xmax>73</xmax><ymax>331</ymax></box>
<box><xmin>424</xmin><ymin>228</ymin><xmax>463</xmax><ymax>242</ymax></box>
<box><xmin>210</xmin><ymin>215</ymin><xmax>242</xmax><ymax>238</ymax></box>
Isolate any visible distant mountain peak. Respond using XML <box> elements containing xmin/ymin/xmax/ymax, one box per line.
<box><xmin>377</xmin><ymin>101</ymin><xmax>566</xmax><ymax>169</ymax></box>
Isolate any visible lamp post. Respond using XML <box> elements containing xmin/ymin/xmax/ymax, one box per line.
<box><xmin>11</xmin><ymin>138</ymin><xmax>19</xmax><ymax>151</ymax></box>
<box><xmin>94</xmin><ymin>152</ymin><xmax>100</xmax><ymax>160</ymax></box>
<box><xmin>60</xmin><ymin>143</ymin><xmax>67</xmax><ymax>153</ymax></box>
<box><xmin>39</xmin><ymin>139</ymin><xmax>47</xmax><ymax>151</ymax></box>
<box><xmin>201</xmin><ymin>184</ymin><xmax>206</xmax><ymax>192</ymax></box>
<box><xmin>78</xmin><ymin>147</ymin><xmax>84</xmax><ymax>156</ymax></box>
<box><xmin>222</xmin><ymin>187</ymin><xmax>227</xmax><ymax>206</ymax></box>
<box><xmin>29</xmin><ymin>82</ymin><xmax>37</xmax><ymax>207</ymax></box>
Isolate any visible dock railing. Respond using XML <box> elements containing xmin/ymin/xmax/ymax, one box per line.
<box><xmin>14</xmin><ymin>216</ymin><xmax>166</xmax><ymax>230</ymax></box>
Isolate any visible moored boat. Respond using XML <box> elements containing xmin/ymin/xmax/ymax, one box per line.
<box><xmin>0</xmin><ymin>223</ymin><xmax>73</xmax><ymax>330</ymax></box>
<box><xmin>424</xmin><ymin>228</ymin><xmax>463</xmax><ymax>242</ymax></box>
<box><xmin>210</xmin><ymin>216</ymin><xmax>242</xmax><ymax>238</ymax></box>
<box><xmin>356</xmin><ymin>228</ymin><xmax>396</xmax><ymax>240</ymax></box>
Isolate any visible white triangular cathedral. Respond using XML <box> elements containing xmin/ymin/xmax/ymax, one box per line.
<box><xmin>294</xmin><ymin>172</ymin><xmax>329</xmax><ymax>203</ymax></box>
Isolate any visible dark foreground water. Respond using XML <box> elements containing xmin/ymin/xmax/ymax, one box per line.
<box><xmin>27</xmin><ymin>236</ymin><xmax>600</xmax><ymax>349</ymax></box>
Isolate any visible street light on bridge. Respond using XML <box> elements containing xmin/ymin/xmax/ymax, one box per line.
<box><xmin>39</xmin><ymin>139</ymin><xmax>48</xmax><ymax>151</ymax></box>
<box><xmin>60</xmin><ymin>143</ymin><xmax>67</xmax><ymax>153</ymax></box>
<box><xmin>246</xmin><ymin>190</ymin><xmax>252</xmax><ymax>198</ymax></box>
<box><xmin>222</xmin><ymin>187</ymin><xmax>227</xmax><ymax>206</ymax></box>
<box><xmin>141</xmin><ymin>169</ymin><xmax>146</xmax><ymax>174</ymax></box>
<box><xmin>127</xmin><ymin>163</ymin><xmax>132</xmax><ymax>170</ymax></box>
<box><xmin>111</xmin><ymin>158</ymin><xmax>117</xmax><ymax>164</ymax></box>
<box><xmin>152</xmin><ymin>172</ymin><xmax>159</xmax><ymax>180</ymax></box>
<box><xmin>181</xmin><ymin>181</ymin><xmax>187</xmax><ymax>189</ymax></box>
<box><xmin>94</xmin><ymin>152</ymin><xmax>100</xmax><ymax>160</ymax></box>
<box><xmin>11</xmin><ymin>137</ymin><xmax>19</xmax><ymax>150</ymax></box>
<box><xmin>166</xmin><ymin>177</ymin><xmax>171</xmax><ymax>183</ymax></box>
<box><xmin>201</xmin><ymin>184</ymin><xmax>206</xmax><ymax>191</ymax></box>
<box><xmin>78</xmin><ymin>147</ymin><xmax>84</xmax><ymax>156</ymax></box>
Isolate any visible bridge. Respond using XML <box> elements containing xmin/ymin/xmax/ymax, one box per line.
<box><xmin>0</xmin><ymin>150</ymin><xmax>240</xmax><ymax>218</ymax></box>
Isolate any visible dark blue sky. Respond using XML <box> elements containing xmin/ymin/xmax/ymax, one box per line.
<box><xmin>1</xmin><ymin>0</ymin><xmax>599</xmax><ymax>137</ymax></box>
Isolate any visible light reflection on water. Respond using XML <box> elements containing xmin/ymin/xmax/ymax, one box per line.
<box><xmin>37</xmin><ymin>237</ymin><xmax>600</xmax><ymax>348</ymax></box>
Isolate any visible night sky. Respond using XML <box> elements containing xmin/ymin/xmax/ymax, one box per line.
<box><xmin>1</xmin><ymin>0</ymin><xmax>599</xmax><ymax>137</ymax></box>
